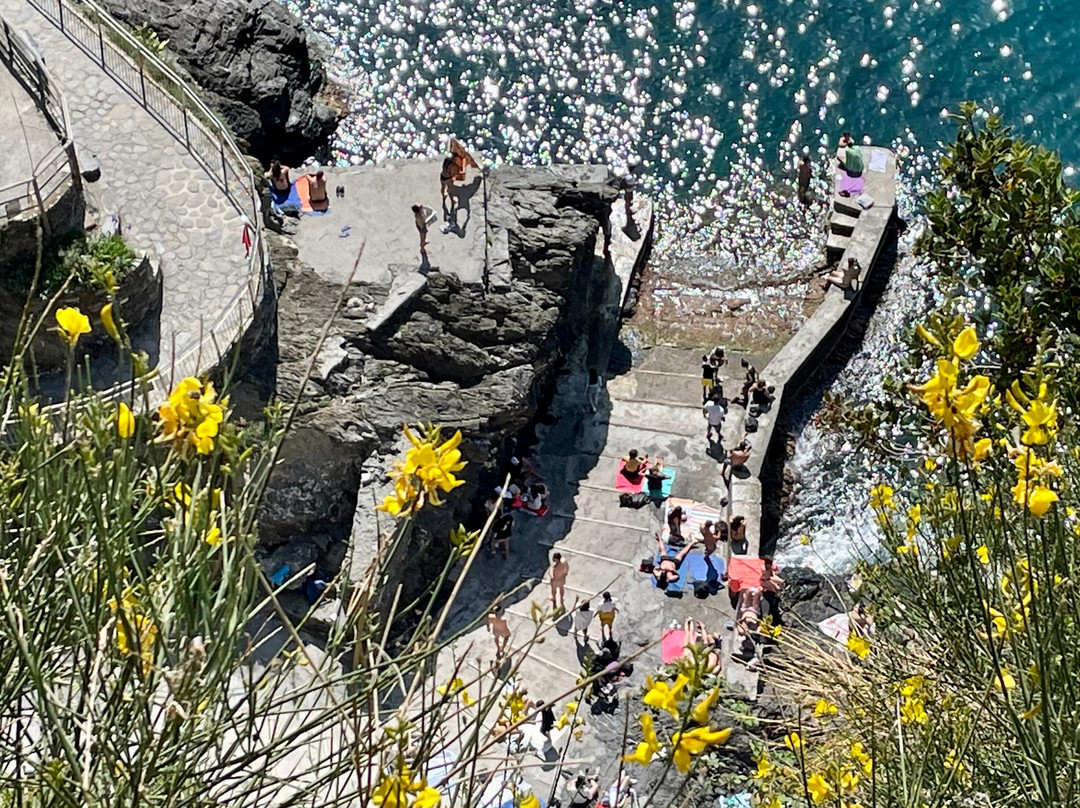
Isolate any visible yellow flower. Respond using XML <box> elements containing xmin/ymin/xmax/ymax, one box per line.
<box><xmin>691</xmin><ymin>686</ymin><xmax>720</xmax><ymax>724</ymax></box>
<box><xmin>806</xmin><ymin>773</ymin><xmax>833</xmax><ymax>804</ymax></box>
<box><xmin>371</xmin><ymin>772</ymin><xmax>426</xmax><ymax>808</ymax></box>
<box><xmin>101</xmin><ymin>302</ymin><xmax>121</xmax><ymax>341</ymax></box>
<box><xmin>907</xmin><ymin>504</ymin><xmax>921</xmax><ymax>524</ymax></box>
<box><xmin>814</xmin><ymin>698</ymin><xmax>838</xmax><ymax>717</ymax></box>
<box><xmin>915</xmin><ymin>322</ymin><xmax>941</xmax><ymax>347</ymax></box>
<box><xmin>868</xmin><ymin>484</ymin><xmax>895</xmax><ymax>512</ymax></box>
<box><xmin>783</xmin><ymin>731</ymin><xmax>802</xmax><ymax>752</ymax></box>
<box><xmin>753</xmin><ymin>752</ymin><xmax>774</xmax><ymax>779</ymax></box>
<box><xmin>1007</xmin><ymin>381</ymin><xmax>1058</xmax><ymax>446</ymax></box>
<box><xmin>378</xmin><ymin>475</ymin><xmax>420</xmax><ymax>517</ymax></box>
<box><xmin>55</xmin><ymin>306</ymin><xmax>91</xmax><ymax>346</ymax></box>
<box><xmin>943</xmin><ymin>749</ymin><xmax>970</xmax><ymax>786</ymax></box>
<box><xmin>204</xmin><ymin>526</ymin><xmax>222</xmax><ymax>547</ymax></box>
<box><xmin>437</xmin><ymin>677</ymin><xmax>475</xmax><ymax>707</ymax></box>
<box><xmin>402</xmin><ymin>426</ymin><xmax>467</xmax><ymax>504</ymax></box>
<box><xmin>974</xmin><ymin>437</ymin><xmax>993</xmax><ymax>461</ymax></box>
<box><xmin>800</xmin><ymin>534</ymin><xmax>813</xmax><ymax>546</ymax></box>
<box><xmin>997</xmin><ymin>668</ymin><xmax>1017</xmax><ymax>691</ymax></box>
<box><xmin>622</xmin><ymin>713</ymin><xmax>662</xmax><ymax>766</ymax></box>
<box><xmin>671</xmin><ymin>726</ymin><xmax>731</xmax><ymax>772</ymax></box>
<box><xmin>840</xmin><ymin>771</ymin><xmax>860</xmax><ymax>793</ymax></box>
<box><xmin>847</xmin><ymin>635</ymin><xmax>870</xmax><ymax>659</ymax></box>
<box><xmin>759</xmin><ymin>617</ymin><xmax>782</xmax><ymax>639</ymax></box>
<box><xmin>643</xmin><ymin>674</ymin><xmax>689</xmax><ymax>718</ymax></box>
<box><xmin>900</xmin><ymin>695</ymin><xmax>928</xmax><ymax>724</ymax></box>
<box><xmin>763</xmin><ymin>797</ymin><xmax>783</xmax><ymax>808</ymax></box>
<box><xmin>976</xmin><ymin>545</ymin><xmax>990</xmax><ymax>564</ymax></box>
<box><xmin>1020</xmin><ymin>702</ymin><xmax>1042</xmax><ymax>720</ymax></box>
<box><xmin>952</xmin><ymin>325</ymin><xmax>979</xmax><ymax>360</ymax></box>
<box><xmin>1026</xmin><ymin>486</ymin><xmax>1058</xmax><ymax>517</ymax></box>
<box><xmin>110</xmin><ymin>593</ymin><xmax>157</xmax><ymax>673</ymax></box>
<box><xmin>156</xmin><ymin>377</ymin><xmax>228</xmax><ymax>455</ymax></box>
<box><xmin>414</xmin><ymin>788</ymin><xmax>442</xmax><ymax>808</ymax></box>
<box><xmin>117</xmin><ymin>402</ymin><xmax>135</xmax><ymax>439</ymax></box>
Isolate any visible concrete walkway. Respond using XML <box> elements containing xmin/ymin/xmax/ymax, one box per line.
<box><xmin>1</xmin><ymin>0</ymin><xmax>248</xmax><ymax>383</ymax></box>
<box><xmin>0</xmin><ymin>56</ymin><xmax>55</xmax><ymax>189</ymax></box>
<box><xmin>432</xmin><ymin>192</ymin><xmax>774</xmax><ymax>799</ymax></box>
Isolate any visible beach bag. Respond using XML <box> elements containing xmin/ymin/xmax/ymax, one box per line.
<box><xmin>693</xmin><ymin>581</ymin><xmax>710</xmax><ymax>599</ymax></box>
<box><xmin>639</xmin><ymin>557</ymin><xmax>655</xmax><ymax>574</ymax></box>
<box><xmin>745</xmin><ymin>416</ymin><xmax>759</xmax><ymax>433</ymax></box>
<box><xmin>619</xmin><ymin>492</ymin><xmax>649</xmax><ymax>509</ymax></box>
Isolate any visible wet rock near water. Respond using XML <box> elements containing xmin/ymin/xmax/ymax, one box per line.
<box><xmin>781</xmin><ymin>566</ymin><xmax>847</xmax><ymax>624</ymax></box>
<box><xmin>98</xmin><ymin>0</ymin><xmax>342</xmax><ymax>164</ymax></box>
<box><xmin>257</xmin><ymin>166</ymin><xmax>620</xmax><ymax>595</ymax></box>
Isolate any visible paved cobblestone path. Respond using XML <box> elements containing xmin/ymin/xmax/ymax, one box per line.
<box><xmin>1</xmin><ymin>0</ymin><xmax>250</xmax><ymax>385</ymax></box>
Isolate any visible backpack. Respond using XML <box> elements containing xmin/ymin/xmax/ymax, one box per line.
<box><xmin>693</xmin><ymin>581</ymin><xmax>710</xmax><ymax>599</ymax></box>
<box><xmin>619</xmin><ymin>492</ymin><xmax>650</xmax><ymax>509</ymax></box>
<box><xmin>745</xmin><ymin>416</ymin><xmax>759</xmax><ymax>433</ymax></box>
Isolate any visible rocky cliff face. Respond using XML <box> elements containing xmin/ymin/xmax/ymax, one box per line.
<box><xmin>258</xmin><ymin>166</ymin><xmax>618</xmax><ymax>601</ymax></box>
<box><xmin>98</xmin><ymin>0</ymin><xmax>341</xmax><ymax>163</ymax></box>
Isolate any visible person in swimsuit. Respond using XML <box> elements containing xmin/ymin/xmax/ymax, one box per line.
<box><xmin>489</xmin><ymin>513</ymin><xmax>514</xmax><ymax>559</ymax></box>
<box><xmin>797</xmin><ymin>154</ymin><xmax>813</xmax><ymax>205</ymax></box>
<box><xmin>267</xmin><ymin>160</ymin><xmax>291</xmax><ymax>192</ymax></box>
<box><xmin>550</xmin><ymin>552</ymin><xmax>569</xmax><ymax>611</ymax></box>
<box><xmin>667</xmin><ymin>505</ymin><xmax>688</xmax><ymax>543</ymax></box>
<box><xmin>412</xmin><ymin>204</ymin><xmax>433</xmax><ymax>254</ymax></box>
<box><xmin>729</xmin><ymin>515</ymin><xmax>747</xmax><ymax>544</ymax></box>
<box><xmin>652</xmin><ymin>534</ymin><xmax>700</xmax><ymax>590</ymax></box>
<box><xmin>700</xmin><ymin>520</ymin><xmax>720</xmax><ymax>555</ymax></box>
<box><xmin>308</xmin><ymin>169</ymin><xmax>329</xmax><ymax>210</ymax></box>
<box><xmin>488</xmin><ymin>605</ymin><xmax>512</xmax><ymax>658</ymax></box>
<box><xmin>682</xmin><ymin>618</ymin><xmax>722</xmax><ymax>673</ymax></box>
<box><xmin>440</xmin><ymin>156</ymin><xmax>457</xmax><ymax>210</ymax></box>
<box><xmin>621</xmin><ymin>449</ymin><xmax>648</xmax><ymax>481</ymax></box>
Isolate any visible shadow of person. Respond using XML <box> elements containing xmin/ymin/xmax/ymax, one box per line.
<box><xmin>447</xmin><ymin>176</ymin><xmax>481</xmax><ymax>237</ymax></box>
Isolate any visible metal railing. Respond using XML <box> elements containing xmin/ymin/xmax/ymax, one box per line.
<box><xmin>0</xmin><ymin>15</ymin><xmax>77</xmax><ymax>231</ymax></box>
<box><xmin>27</xmin><ymin>0</ymin><xmax>268</xmax><ymax>402</ymax></box>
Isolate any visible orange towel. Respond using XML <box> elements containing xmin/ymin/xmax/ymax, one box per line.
<box><xmin>295</xmin><ymin>175</ymin><xmax>313</xmax><ymax>213</ymax></box>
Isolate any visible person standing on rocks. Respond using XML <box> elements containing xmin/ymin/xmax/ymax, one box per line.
<box><xmin>412</xmin><ymin>203</ymin><xmax>433</xmax><ymax>255</ymax></box>
<box><xmin>797</xmin><ymin>154</ymin><xmax>813</xmax><ymax>205</ymax></box>
<box><xmin>440</xmin><ymin>156</ymin><xmax>458</xmax><ymax>211</ymax></box>
<box><xmin>488</xmin><ymin>605</ymin><xmax>512</xmax><ymax>659</ymax></box>
<box><xmin>550</xmin><ymin>553</ymin><xmax>570</xmax><ymax>612</ymax></box>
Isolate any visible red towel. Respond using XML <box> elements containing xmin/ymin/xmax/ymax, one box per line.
<box><xmin>615</xmin><ymin>459</ymin><xmax>646</xmax><ymax>492</ymax></box>
<box><xmin>661</xmin><ymin>628</ymin><xmax>686</xmax><ymax>664</ymax></box>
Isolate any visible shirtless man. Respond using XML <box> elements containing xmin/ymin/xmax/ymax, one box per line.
<box><xmin>488</xmin><ymin>605</ymin><xmax>511</xmax><ymax>658</ymax></box>
<box><xmin>700</xmin><ymin>520</ymin><xmax>720</xmax><ymax>556</ymax></box>
<box><xmin>550</xmin><ymin>553</ymin><xmax>570</xmax><ymax>611</ymax></box>
<box><xmin>652</xmin><ymin>534</ymin><xmax>700</xmax><ymax>591</ymax></box>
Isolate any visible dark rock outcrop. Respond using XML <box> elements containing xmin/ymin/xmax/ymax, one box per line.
<box><xmin>259</xmin><ymin>165</ymin><xmax>619</xmax><ymax>601</ymax></box>
<box><xmin>98</xmin><ymin>0</ymin><xmax>342</xmax><ymax>163</ymax></box>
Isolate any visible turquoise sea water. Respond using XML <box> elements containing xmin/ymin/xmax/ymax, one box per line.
<box><xmin>286</xmin><ymin>0</ymin><xmax>1077</xmax><ymax>568</ymax></box>
<box><xmin>289</xmin><ymin>0</ymin><xmax>1079</xmax><ymax>197</ymax></box>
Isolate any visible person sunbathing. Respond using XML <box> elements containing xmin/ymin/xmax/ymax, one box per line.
<box><xmin>646</xmin><ymin>458</ymin><xmax>669</xmax><ymax>498</ymax></box>
<box><xmin>729</xmin><ymin>515</ymin><xmax>747</xmax><ymax>544</ymax></box>
<box><xmin>822</xmin><ymin>257</ymin><xmax>861</xmax><ymax>292</ymax></box>
<box><xmin>682</xmin><ymin>618</ymin><xmax>722</xmax><ymax>673</ymax></box>
<box><xmin>621</xmin><ymin>449</ymin><xmax>649</xmax><ymax>480</ymax></box>
<box><xmin>667</xmin><ymin>505</ymin><xmax>688</xmax><ymax>543</ymax></box>
<box><xmin>653</xmin><ymin>534</ymin><xmax>699</xmax><ymax>590</ymax></box>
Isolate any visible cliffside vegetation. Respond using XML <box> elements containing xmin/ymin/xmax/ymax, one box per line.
<box><xmin>749</xmin><ymin>106</ymin><xmax>1080</xmax><ymax>807</ymax></box>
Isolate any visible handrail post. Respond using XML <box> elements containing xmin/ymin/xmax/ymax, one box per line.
<box><xmin>56</xmin><ymin>0</ymin><xmax>63</xmax><ymax>31</ymax></box>
<box><xmin>220</xmin><ymin>146</ymin><xmax>229</xmax><ymax>195</ymax></box>
<box><xmin>97</xmin><ymin>21</ymin><xmax>105</xmax><ymax>68</ymax></box>
<box><xmin>139</xmin><ymin>61</ymin><xmax>146</xmax><ymax>105</ymax></box>
<box><xmin>181</xmin><ymin>108</ymin><xmax>190</xmax><ymax>148</ymax></box>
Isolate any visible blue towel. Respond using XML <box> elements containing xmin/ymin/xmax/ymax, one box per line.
<box><xmin>271</xmin><ymin>182</ymin><xmax>301</xmax><ymax>213</ymax></box>
<box><xmin>682</xmin><ymin>553</ymin><xmax>710</xmax><ymax>584</ymax></box>
<box><xmin>647</xmin><ymin>467</ymin><xmax>677</xmax><ymax>499</ymax></box>
<box><xmin>652</xmin><ymin>546</ymin><xmax>686</xmax><ymax>596</ymax></box>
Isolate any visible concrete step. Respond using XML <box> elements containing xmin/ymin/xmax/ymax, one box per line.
<box><xmin>833</xmin><ymin>195</ymin><xmax>863</xmax><ymax>217</ymax></box>
<box><xmin>826</xmin><ymin>231</ymin><xmax>850</xmax><ymax>261</ymax></box>
<box><xmin>829</xmin><ymin>211</ymin><xmax>859</xmax><ymax>237</ymax></box>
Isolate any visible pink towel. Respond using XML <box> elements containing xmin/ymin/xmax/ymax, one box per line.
<box><xmin>661</xmin><ymin>629</ymin><xmax>686</xmax><ymax>664</ymax></box>
<box><xmin>615</xmin><ymin>459</ymin><xmax>646</xmax><ymax>492</ymax></box>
